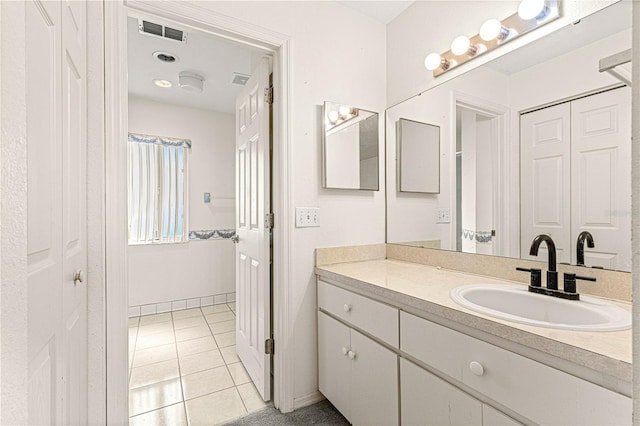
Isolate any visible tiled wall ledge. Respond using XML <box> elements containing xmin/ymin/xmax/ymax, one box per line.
<box><xmin>386</xmin><ymin>244</ymin><xmax>631</xmax><ymax>302</ymax></box>
<box><xmin>128</xmin><ymin>292</ymin><xmax>236</xmax><ymax>318</ymax></box>
<box><xmin>315</xmin><ymin>243</ymin><xmax>387</xmax><ymax>267</ymax></box>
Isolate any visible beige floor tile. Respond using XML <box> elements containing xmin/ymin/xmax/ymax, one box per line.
<box><xmin>139</xmin><ymin>312</ymin><xmax>173</xmax><ymax>326</ymax></box>
<box><xmin>129</xmin><ymin>402</ymin><xmax>187</xmax><ymax>426</ymax></box>
<box><xmin>136</xmin><ymin>331</ymin><xmax>175</xmax><ymax>350</ymax></box>
<box><xmin>210</xmin><ymin>320</ymin><xmax>235</xmax><ymax>335</ymax></box>
<box><xmin>179</xmin><ymin>349</ymin><xmax>225</xmax><ymax>376</ymax></box>
<box><xmin>172</xmin><ymin>308</ymin><xmax>203</xmax><ymax>320</ymax></box>
<box><xmin>185</xmin><ymin>387</ymin><xmax>247</xmax><ymax>426</ymax></box>
<box><xmin>129</xmin><ymin>317</ymin><xmax>140</xmax><ymax>327</ymax></box>
<box><xmin>130</xmin><ymin>358</ymin><xmax>180</xmax><ymax>389</ymax></box>
<box><xmin>181</xmin><ymin>366</ymin><xmax>234</xmax><ymax>401</ymax></box>
<box><xmin>133</xmin><ymin>343</ymin><xmax>177</xmax><ymax>368</ymax></box>
<box><xmin>177</xmin><ymin>336</ymin><xmax>218</xmax><ymax>358</ymax></box>
<box><xmin>227</xmin><ymin>302</ymin><xmax>236</xmax><ymax>312</ymax></box>
<box><xmin>201</xmin><ymin>304</ymin><xmax>230</xmax><ymax>315</ymax></box>
<box><xmin>213</xmin><ymin>331</ymin><xmax>235</xmax><ymax>348</ymax></box>
<box><xmin>227</xmin><ymin>362</ymin><xmax>251</xmax><ymax>386</ymax></box>
<box><xmin>220</xmin><ymin>345</ymin><xmax>240</xmax><ymax>364</ymax></box>
<box><xmin>137</xmin><ymin>321</ymin><xmax>174</xmax><ymax>337</ymax></box>
<box><xmin>205</xmin><ymin>311</ymin><xmax>235</xmax><ymax>324</ymax></box>
<box><xmin>173</xmin><ymin>315</ymin><xmax>207</xmax><ymax>330</ymax></box>
<box><xmin>237</xmin><ymin>382</ymin><xmax>268</xmax><ymax>413</ymax></box>
<box><xmin>175</xmin><ymin>325</ymin><xmax>212</xmax><ymax>343</ymax></box>
<box><xmin>129</xmin><ymin>377</ymin><xmax>183</xmax><ymax>417</ymax></box>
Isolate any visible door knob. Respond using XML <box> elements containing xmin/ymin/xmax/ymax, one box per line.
<box><xmin>231</xmin><ymin>234</ymin><xmax>239</xmax><ymax>243</ymax></box>
<box><xmin>73</xmin><ymin>270</ymin><xmax>83</xmax><ymax>285</ymax></box>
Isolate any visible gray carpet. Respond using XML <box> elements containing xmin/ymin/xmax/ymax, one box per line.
<box><xmin>222</xmin><ymin>400</ymin><xmax>350</xmax><ymax>425</ymax></box>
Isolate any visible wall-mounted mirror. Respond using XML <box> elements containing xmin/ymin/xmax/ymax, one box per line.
<box><xmin>323</xmin><ymin>101</ymin><xmax>379</xmax><ymax>190</ymax></box>
<box><xmin>386</xmin><ymin>1</ymin><xmax>632</xmax><ymax>272</ymax></box>
<box><xmin>397</xmin><ymin>119</ymin><xmax>440</xmax><ymax>194</ymax></box>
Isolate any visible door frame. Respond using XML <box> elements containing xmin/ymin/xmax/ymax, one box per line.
<box><xmin>103</xmin><ymin>1</ymin><xmax>293</xmax><ymax>422</ymax></box>
<box><xmin>450</xmin><ymin>91</ymin><xmax>510</xmax><ymax>257</ymax></box>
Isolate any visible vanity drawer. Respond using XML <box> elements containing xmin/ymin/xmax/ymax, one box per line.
<box><xmin>401</xmin><ymin>312</ymin><xmax>631</xmax><ymax>425</ymax></box>
<box><xmin>318</xmin><ymin>279</ymin><xmax>399</xmax><ymax>348</ymax></box>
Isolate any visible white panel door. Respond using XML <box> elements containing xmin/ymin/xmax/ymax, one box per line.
<box><xmin>26</xmin><ymin>1</ymin><xmax>88</xmax><ymax>424</ymax></box>
<box><xmin>520</xmin><ymin>103</ymin><xmax>571</xmax><ymax>264</ymax></box>
<box><xmin>570</xmin><ymin>88</ymin><xmax>631</xmax><ymax>271</ymax></box>
<box><xmin>235</xmin><ymin>57</ymin><xmax>271</xmax><ymax>400</ymax></box>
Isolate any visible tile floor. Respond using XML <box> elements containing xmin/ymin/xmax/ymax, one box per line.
<box><xmin>128</xmin><ymin>302</ymin><xmax>268</xmax><ymax>425</ymax></box>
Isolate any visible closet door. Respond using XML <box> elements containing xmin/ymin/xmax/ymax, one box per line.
<box><xmin>520</xmin><ymin>103</ymin><xmax>571</xmax><ymax>264</ymax></box>
<box><xmin>570</xmin><ymin>87</ymin><xmax>631</xmax><ymax>271</ymax></box>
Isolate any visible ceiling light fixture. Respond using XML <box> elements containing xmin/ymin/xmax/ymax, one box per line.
<box><xmin>424</xmin><ymin>0</ymin><xmax>558</xmax><ymax>77</ymax></box>
<box><xmin>153</xmin><ymin>51</ymin><xmax>178</xmax><ymax>63</ymax></box>
<box><xmin>153</xmin><ymin>79</ymin><xmax>173</xmax><ymax>88</ymax></box>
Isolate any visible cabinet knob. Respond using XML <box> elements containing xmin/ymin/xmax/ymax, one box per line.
<box><xmin>341</xmin><ymin>346</ymin><xmax>349</xmax><ymax>355</ymax></box>
<box><xmin>347</xmin><ymin>350</ymin><xmax>356</xmax><ymax>360</ymax></box>
<box><xmin>343</xmin><ymin>304</ymin><xmax>351</xmax><ymax>312</ymax></box>
<box><xmin>469</xmin><ymin>361</ymin><xmax>484</xmax><ymax>376</ymax></box>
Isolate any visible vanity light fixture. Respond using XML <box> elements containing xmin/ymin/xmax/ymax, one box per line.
<box><xmin>424</xmin><ymin>0</ymin><xmax>558</xmax><ymax>77</ymax></box>
<box><xmin>325</xmin><ymin>104</ymin><xmax>359</xmax><ymax>127</ymax></box>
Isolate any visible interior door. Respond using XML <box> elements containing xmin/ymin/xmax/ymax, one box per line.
<box><xmin>26</xmin><ymin>0</ymin><xmax>88</xmax><ymax>424</ymax></box>
<box><xmin>570</xmin><ymin>87</ymin><xmax>631</xmax><ymax>271</ymax></box>
<box><xmin>520</xmin><ymin>103</ymin><xmax>571</xmax><ymax>264</ymax></box>
<box><xmin>235</xmin><ymin>57</ymin><xmax>271</xmax><ymax>401</ymax></box>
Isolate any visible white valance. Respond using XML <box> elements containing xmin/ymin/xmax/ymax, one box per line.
<box><xmin>128</xmin><ymin>132</ymin><xmax>192</xmax><ymax>148</ymax></box>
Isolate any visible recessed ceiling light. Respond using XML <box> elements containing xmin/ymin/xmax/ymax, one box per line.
<box><xmin>153</xmin><ymin>79</ymin><xmax>173</xmax><ymax>88</ymax></box>
<box><xmin>153</xmin><ymin>51</ymin><xmax>178</xmax><ymax>63</ymax></box>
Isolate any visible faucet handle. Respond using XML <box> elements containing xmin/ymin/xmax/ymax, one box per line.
<box><xmin>516</xmin><ymin>267</ymin><xmax>542</xmax><ymax>287</ymax></box>
<box><xmin>563</xmin><ymin>272</ymin><xmax>596</xmax><ymax>293</ymax></box>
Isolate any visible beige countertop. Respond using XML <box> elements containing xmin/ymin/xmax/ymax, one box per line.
<box><xmin>315</xmin><ymin>258</ymin><xmax>631</xmax><ymax>387</ymax></box>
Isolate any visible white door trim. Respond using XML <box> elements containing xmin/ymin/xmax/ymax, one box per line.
<box><xmin>103</xmin><ymin>1</ymin><xmax>294</xmax><ymax>422</ymax></box>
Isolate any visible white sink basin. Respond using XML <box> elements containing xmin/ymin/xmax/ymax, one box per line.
<box><xmin>450</xmin><ymin>284</ymin><xmax>631</xmax><ymax>331</ymax></box>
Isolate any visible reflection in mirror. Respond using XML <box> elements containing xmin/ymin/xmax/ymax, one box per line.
<box><xmin>323</xmin><ymin>101</ymin><xmax>379</xmax><ymax>190</ymax></box>
<box><xmin>385</xmin><ymin>1</ymin><xmax>632</xmax><ymax>272</ymax></box>
<box><xmin>397</xmin><ymin>119</ymin><xmax>440</xmax><ymax>194</ymax></box>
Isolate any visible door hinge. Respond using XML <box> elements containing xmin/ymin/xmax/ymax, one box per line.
<box><xmin>265</xmin><ymin>212</ymin><xmax>274</xmax><ymax>229</ymax></box>
<box><xmin>264</xmin><ymin>85</ymin><xmax>274</xmax><ymax>105</ymax></box>
<box><xmin>265</xmin><ymin>338</ymin><xmax>275</xmax><ymax>355</ymax></box>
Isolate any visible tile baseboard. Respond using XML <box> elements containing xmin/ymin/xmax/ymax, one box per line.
<box><xmin>128</xmin><ymin>292</ymin><xmax>236</xmax><ymax>317</ymax></box>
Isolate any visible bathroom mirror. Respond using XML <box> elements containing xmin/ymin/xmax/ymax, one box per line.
<box><xmin>397</xmin><ymin>119</ymin><xmax>440</xmax><ymax>194</ymax></box>
<box><xmin>323</xmin><ymin>101</ymin><xmax>379</xmax><ymax>190</ymax></box>
<box><xmin>386</xmin><ymin>1</ymin><xmax>632</xmax><ymax>272</ymax></box>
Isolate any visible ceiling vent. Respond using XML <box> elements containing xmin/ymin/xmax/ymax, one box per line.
<box><xmin>138</xmin><ymin>20</ymin><xmax>187</xmax><ymax>43</ymax></box>
<box><xmin>231</xmin><ymin>73</ymin><xmax>250</xmax><ymax>85</ymax></box>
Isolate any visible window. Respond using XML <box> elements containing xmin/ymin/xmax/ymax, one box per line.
<box><xmin>127</xmin><ymin>133</ymin><xmax>190</xmax><ymax>244</ymax></box>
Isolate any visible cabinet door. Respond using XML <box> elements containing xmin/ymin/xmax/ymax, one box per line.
<box><xmin>482</xmin><ymin>404</ymin><xmax>522</xmax><ymax>426</ymax></box>
<box><xmin>351</xmin><ymin>329</ymin><xmax>399</xmax><ymax>426</ymax></box>
<box><xmin>318</xmin><ymin>312</ymin><xmax>352</xmax><ymax>420</ymax></box>
<box><xmin>401</xmin><ymin>358</ymin><xmax>481</xmax><ymax>426</ymax></box>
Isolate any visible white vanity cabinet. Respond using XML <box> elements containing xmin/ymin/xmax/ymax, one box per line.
<box><xmin>317</xmin><ymin>280</ymin><xmax>399</xmax><ymax>425</ymax></box>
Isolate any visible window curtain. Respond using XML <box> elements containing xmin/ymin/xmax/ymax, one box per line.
<box><xmin>128</xmin><ymin>133</ymin><xmax>190</xmax><ymax>244</ymax></box>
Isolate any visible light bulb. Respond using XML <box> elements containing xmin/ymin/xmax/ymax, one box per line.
<box><xmin>518</xmin><ymin>0</ymin><xmax>546</xmax><ymax>20</ymax></box>
<box><xmin>328</xmin><ymin>110</ymin><xmax>339</xmax><ymax>123</ymax></box>
<box><xmin>338</xmin><ymin>106</ymin><xmax>351</xmax><ymax>116</ymax></box>
<box><xmin>451</xmin><ymin>35</ymin><xmax>471</xmax><ymax>56</ymax></box>
<box><xmin>153</xmin><ymin>79</ymin><xmax>173</xmax><ymax>88</ymax></box>
<box><xmin>480</xmin><ymin>19</ymin><xmax>504</xmax><ymax>41</ymax></box>
<box><xmin>424</xmin><ymin>53</ymin><xmax>442</xmax><ymax>71</ymax></box>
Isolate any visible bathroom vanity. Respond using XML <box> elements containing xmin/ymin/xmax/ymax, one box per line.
<box><xmin>315</xmin><ymin>256</ymin><xmax>631</xmax><ymax>425</ymax></box>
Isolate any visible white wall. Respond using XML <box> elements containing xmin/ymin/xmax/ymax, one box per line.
<box><xmin>193</xmin><ymin>1</ymin><xmax>387</xmax><ymax>406</ymax></box>
<box><xmin>387</xmin><ymin>0</ymin><xmax>620</xmax><ymax>105</ymax></box>
<box><xmin>127</xmin><ymin>97</ymin><xmax>236</xmax><ymax>307</ymax></box>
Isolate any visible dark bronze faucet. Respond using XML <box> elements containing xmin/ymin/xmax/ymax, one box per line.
<box><xmin>529</xmin><ymin>234</ymin><xmax>557</xmax><ymax>290</ymax></box>
<box><xmin>576</xmin><ymin>231</ymin><xmax>594</xmax><ymax>267</ymax></box>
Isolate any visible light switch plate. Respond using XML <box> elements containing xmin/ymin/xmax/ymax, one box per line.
<box><xmin>436</xmin><ymin>208</ymin><xmax>451</xmax><ymax>224</ymax></box>
<box><xmin>295</xmin><ymin>207</ymin><xmax>320</xmax><ymax>227</ymax></box>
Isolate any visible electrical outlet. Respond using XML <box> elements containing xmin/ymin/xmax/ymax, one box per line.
<box><xmin>295</xmin><ymin>207</ymin><xmax>320</xmax><ymax>227</ymax></box>
<box><xmin>204</xmin><ymin>192</ymin><xmax>211</xmax><ymax>203</ymax></box>
<box><xmin>436</xmin><ymin>208</ymin><xmax>451</xmax><ymax>224</ymax></box>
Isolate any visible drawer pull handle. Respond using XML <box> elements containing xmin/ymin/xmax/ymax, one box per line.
<box><xmin>347</xmin><ymin>350</ymin><xmax>356</xmax><ymax>360</ymax></box>
<box><xmin>469</xmin><ymin>361</ymin><xmax>484</xmax><ymax>376</ymax></box>
<box><xmin>341</xmin><ymin>346</ymin><xmax>349</xmax><ymax>355</ymax></box>
<box><xmin>343</xmin><ymin>304</ymin><xmax>351</xmax><ymax>312</ymax></box>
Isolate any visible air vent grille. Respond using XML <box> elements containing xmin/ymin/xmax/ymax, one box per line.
<box><xmin>138</xmin><ymin>20</ymin><xmax>187</xmax><ymax>43</ymax></box>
